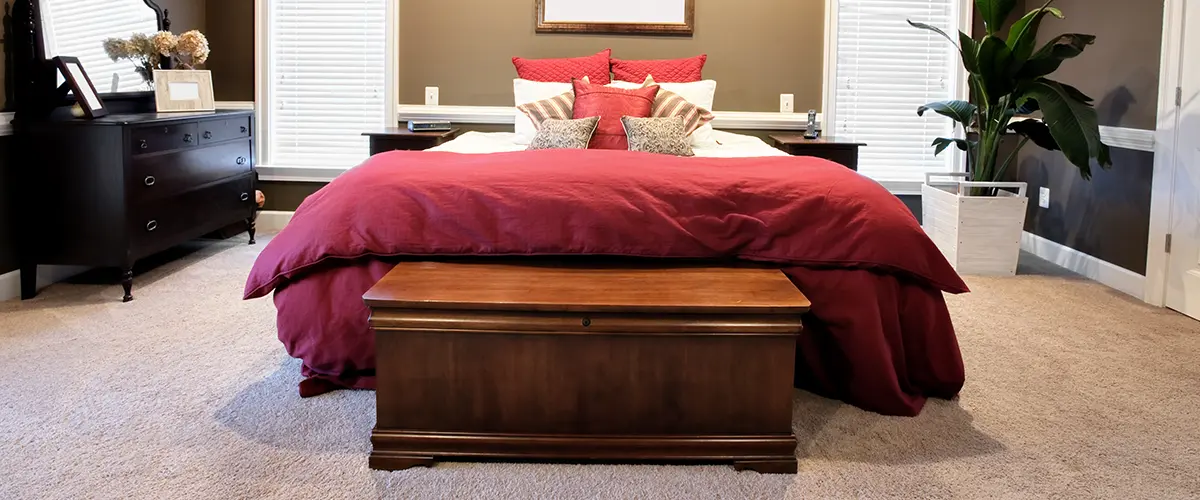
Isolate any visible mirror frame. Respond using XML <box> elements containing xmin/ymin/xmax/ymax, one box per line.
<box><xmin>29</xmin><ymin>0</ymin><xmax>171</xmax><ymax>101</ymax></box>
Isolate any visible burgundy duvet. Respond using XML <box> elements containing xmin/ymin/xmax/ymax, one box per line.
<box><xmin>244</xmin><ymin>149</ymin><xmax>969</xmax><ymax>416</ymax></box>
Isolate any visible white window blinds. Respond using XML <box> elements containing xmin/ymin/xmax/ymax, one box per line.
<box><xmin>828</xmin><ymin>0</ymin><xmax>965</xmax><ymax>185</ymax></box>
<box><xmin>40</xmin><ymin>0</ymin><xmax>159</xmax><ymax>93</ymax></box>
<box><xmin>267</xmin><ymin>0</ymin><xmax>388</xmax><ymax>169</ymax></box>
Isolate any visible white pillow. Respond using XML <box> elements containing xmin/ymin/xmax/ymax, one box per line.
<box><xmin>513</xmin><ymin>79</ymin><xmax>574</xmax><ymax>145</ymax></box>
<box><xmin>610</xmin><ymin>79</ymin><xmax>719</xmax><ymax>147</ymax></box>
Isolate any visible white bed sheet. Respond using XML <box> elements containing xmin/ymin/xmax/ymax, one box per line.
<box><xmin>427</xmin><ymin>130</ymin><xmax>789</xmax><ymax>158</ymax></box>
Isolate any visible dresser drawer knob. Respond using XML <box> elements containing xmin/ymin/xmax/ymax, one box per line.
<box><xmin>581</xmin><ymin>317</ymin><xmax>592</xmax><ymax>327</ymax></box>
<box><xmin>203</xmin><ymin>131</ymin><xmax>213</xmax><ymax>140</ymax></box>
<box><xmin>240</xmin><ymin>192</ymin><xmax>251</xmax><ymax>202</ymax></box>
<box><xmin>139</xmin><ymin>140</ymin><xmax>148</xmax><ymax>150</ymax></box>
<box><xmin>236</xmin><ymin>156</ymin><xmax>247</xmax><ymax>165</ymax></box>
<box><xmin>146</xmin><ymin>220</ymin><xmax>158</xmax><ymax>232</ymax></box>
<box><xmin>183</xmin><ymin>134</ymin><xmax>194</xmax><ymax>143</ymax></box>
<box><xmin>240</xmin><ymin>126</ymin><xmax>248</xmax><ymax>134</ymax></box>
<box><xmin>144</xmin><ymin>176</ymin><xmax>156</xmax><ymax>186</ymax></box>
<box><xmin>163</xmin><ymin>127</ymin><xmax>170</xmax><ymax>134</ymax></box>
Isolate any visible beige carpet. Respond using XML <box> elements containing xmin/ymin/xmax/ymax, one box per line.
<box><xmin>1</xmin><ymin>236</ymin><xmax>1198</xmax><ymax>500</ymax></box>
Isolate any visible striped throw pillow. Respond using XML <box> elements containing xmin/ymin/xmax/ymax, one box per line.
<box><xmin>516</xmin><ymin>91</ymin><xmax>575</xmax><ymax>131</ymax></box>
<box><xmin>643</xmin><ymin>75</ymin><xmax>714</xmax><ymax>136</ymax></box>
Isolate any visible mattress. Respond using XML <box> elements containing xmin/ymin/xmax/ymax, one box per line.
<box><xmin>428</xmin><ymin>130</ymin><xmax>791</xmax><ymax>158</ymax></box>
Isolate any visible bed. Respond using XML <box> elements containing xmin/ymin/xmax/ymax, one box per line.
<box><xmin>243</xmin><ymin>130</ymin><xmax>969</xmax><ymax>417</ymax></box>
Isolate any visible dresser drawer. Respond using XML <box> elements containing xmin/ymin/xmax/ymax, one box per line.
<box><xmin>132</xmin><ymin>122</ymin><xmax>199</xmax><ymax>155</ymax></box>
<box><xmin>198</xmin><ymin>116</ymin><xmax>252</xmax><ymax>144</ymax></box>
<box><xmin>130</xmin><ymin>174</ymin><xmax>256</xmax><ymax>258</ymax></box>
<box><xmin>130</xmin><ymin>140</ymin><xmax>253</xmax><ymax>201</ymax></box>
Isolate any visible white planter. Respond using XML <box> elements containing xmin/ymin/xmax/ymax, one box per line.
<box><xmin>921</xmin><ymin>172</ymin><xmax>1029</xmax><ymax>276</ymax></box>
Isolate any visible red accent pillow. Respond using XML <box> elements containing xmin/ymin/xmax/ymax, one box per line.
<box><xmin>611</xmin><ymin>55</ymin><xmax>707</xmax><ymax>83</ymax></box>
<box><xmin>572</xmin><ymin>78</ymin><xmax>659</xmax><ymax>150</ymax></box>
<box><xmin>513</xmin><ymin>49</ymin><xmax>613</xmax><ymax>85</ymax></box>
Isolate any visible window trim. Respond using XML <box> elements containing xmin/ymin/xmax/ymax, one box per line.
<box><xmin>254</xmin><ymin>0</ymin><xmax>399</xmax><ymax>174</ymax></box>
<box><xmin>821</xmin><ymin>0</ymin><xmax>975</xmax><ymax>193</ymax></box>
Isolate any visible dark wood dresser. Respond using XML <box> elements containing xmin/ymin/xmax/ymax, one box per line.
<box><xmin>19</xmin><ymin>110</ymin><xmax>257</xmax><ymax>302</ymax></box>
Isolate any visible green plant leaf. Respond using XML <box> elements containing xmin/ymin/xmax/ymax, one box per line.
<box><xmin>932</xmin><ymin>137</ymin><xmax>972</xmax><ymax>157</ymax></box>
<box><xmin>1007</xmin><ymin>119</ymin><xmax>1060</xmax><ymax>151</ymax></box>
<box><xmin>1058</xmin><ymin>81</ymin><xmax>1094</xmax><ymax>103</ymax></box>
<box><xmin>908</xmin><ymin>19</ymin><xmax>958</xmax><ymax>48</ymax></box>
<box><xmin>978</xmin><ymin>36</ymin><xmax>1016</xmax><ymax>104</ymax></box>
<box><xmin>1020</xmin><ymin>80</ymin><xmax>1108</xmax><ymax>179</ymax></box>
<box><xmin>1018</xmin><ymin>34</ymin><xmax>1097</xmax><ymax>79</ymax></box>
<box><xmin>959</xmin><ymin>31</ymin><xmax>980</xmax><ymax>73</ymax></box>
<box><xmin>1031</xmin><ymin>33</ymin><xmax>1097</xmax><ymax>60</ymax></box>
<box><xmin>1015</xmin><ymin>97</ymin><xmax>1040</xmax><ymax>114</ymax></box>
<box><xmin>976</xmin><ymin>0</ymin><xmax>1018</xmax><ymax>35</ymax></box>
<box><xmin>1007</xmin><ymin>4</ymin><xmax>1063</xmax><ymax>64</ymax></box>
<box><xmin>918</xmin><ymin>100</ymin><xmax>978</xmax><ymax>128</ymax></box>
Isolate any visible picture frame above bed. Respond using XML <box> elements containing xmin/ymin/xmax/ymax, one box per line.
<box><xmin>535</xmin><ymin>0</ymin><xmax>695</xmax><ymax>35</ymax></box>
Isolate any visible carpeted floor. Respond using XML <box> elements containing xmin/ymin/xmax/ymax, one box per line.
<box><xmin>1</xmin><ymin>235</ymin><xmax>1198</xmax><ymax>499</ymax></box>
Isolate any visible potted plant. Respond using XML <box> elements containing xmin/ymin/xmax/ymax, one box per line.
<box><xmin>910</xmin><ymin>0</ymin><xmax>1111</xmax><ymax>275</ymax></box>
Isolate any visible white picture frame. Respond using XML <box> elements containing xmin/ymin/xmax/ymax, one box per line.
<box><xmin>153</xmin><ymin>70</ymin><xmax>216</xmax><ymax>113</ymax></box>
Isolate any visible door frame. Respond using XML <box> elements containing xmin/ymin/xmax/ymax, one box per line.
<box><xmin>1145</xmin><ymin>0</ymin><xmax>1188</xmax><ymax>307</ymax></box>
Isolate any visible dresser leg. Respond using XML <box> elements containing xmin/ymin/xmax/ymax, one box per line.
<box><xmin>246</xmin><ymin>217</ymin><xmax>257</xmax><ymax>245</ymax></box>
<box><xmin>121</xmin><ymin>269</ymin><xmax>134</xmax><ymax>303</ymax></box>
<box><xmin>20</xmin><ymin>264</ymin><xmax>37</xmax><ymax>300</ymax></box>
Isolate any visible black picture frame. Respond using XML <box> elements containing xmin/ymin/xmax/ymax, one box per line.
<box><xmin>52</xmin><ymin>56</ymin><xmax>109</xmax><ymax>119</ymax></box>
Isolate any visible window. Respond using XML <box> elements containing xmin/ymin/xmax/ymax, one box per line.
<box><xmin>40</xmin><ymin>0</ymin><xmax>159</xmax><ymax>93</ymax></box>
<box><xmin>260</xmin><ymin>0</ymin><xmax>392</xmax><ymax>172</ymax></box>
<box><xmin>823</xmin><ymin>0</ymin><xmax>971</xmax><ymax>192</ymax></box>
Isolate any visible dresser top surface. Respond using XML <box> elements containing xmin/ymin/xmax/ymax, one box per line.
<box><xmin>49</xmin><ymin>109</ymin><xmax>252</xmax><ymax>126</ymax></box>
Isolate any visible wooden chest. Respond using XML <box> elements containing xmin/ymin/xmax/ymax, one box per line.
<box><xmin>364</xmin><ymin>261</ymin><xmax>810</xmax><ymax>474</ymax></box>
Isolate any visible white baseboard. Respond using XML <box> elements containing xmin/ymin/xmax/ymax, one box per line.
<box><xmin>0</xmin><ymin>265</ymin><xmax>92</xmax><ymax>302</ymax></box>
<box><xmin>1020</xmin><ymin>231</ymin><xmax>1146</xmax><ymax>299</ymax></box>
<box><xmin>256</xmin><ymin>210</ymin><xmax>294</xmax><ymax>233</ymax></box>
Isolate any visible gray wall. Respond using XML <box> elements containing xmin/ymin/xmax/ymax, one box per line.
<box><xmin>1007</xmin><ymin>0</ymin><xmax>1163</xmax><ymax>274</ymax></box>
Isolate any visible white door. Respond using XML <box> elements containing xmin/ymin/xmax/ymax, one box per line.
<box><xmin>1165</xmin><ymin>0</ymin><xmax>1200</xmax><ymax>319</ymax></box>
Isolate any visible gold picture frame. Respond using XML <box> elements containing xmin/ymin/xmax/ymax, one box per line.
<box><xmin>535</xmin><ymin>0</ymin><xmax>695</xmax><ymax>35</ymax></box>
<box><xmin>153</xmin><ymin>70</ymin><xmax>216</xmax><ymax>113</ymax></box>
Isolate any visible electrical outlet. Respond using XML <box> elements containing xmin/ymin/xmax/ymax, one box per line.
<box><xmin>425</xmin><ymin>87</ymin><xmax>440</xmax><ymax>106</ymax></box>
<box><xmin>780</xmin><ymin>94</ymin><xmax>795</xmax><ymax>114</ymax></box>
<box><xmin>1039</xmin><ymin>187</ymin><xmax>1051</xmax><ymax>209</ymax></box>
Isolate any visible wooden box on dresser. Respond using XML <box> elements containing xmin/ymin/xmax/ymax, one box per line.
<box><xmin>19</xmin><ymin>110</ymin><xmax>257</xmax><ymax>302</ymax></box>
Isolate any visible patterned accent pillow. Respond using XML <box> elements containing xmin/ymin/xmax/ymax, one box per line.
<box><xmin>516</xmin><ymin>91</ymin><xmax>575</xmax><ymax>131</ymax></box>
<box><xmin>643</xmin><ymin>75</ymin><xmax>715</xmax><ymax>136</ymax></box>
<box><xmin>621</xmin><ymin>116</ymin><xmax>695</xmax><ymax>157</ymax></box>
<box><xmin>528</xmin><ymin>116</ymin><xmax>601</xmax><ymax>150</ymax></box>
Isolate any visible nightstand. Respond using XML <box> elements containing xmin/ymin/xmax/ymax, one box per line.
<box><xmin>363</xmin><ymin>128</ymin><xmax>462</xmax><ymax>154</ymax></box>
<box><xmin>769</xmin><ymin>135</ymin><xmax>867</xmax><ymax>171</ymax></box>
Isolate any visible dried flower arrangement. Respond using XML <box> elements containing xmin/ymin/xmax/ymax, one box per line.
<box><xmin>103</xmin><ymin>30</ymin><xmax>211</xmax><ymax>85</ymax></box>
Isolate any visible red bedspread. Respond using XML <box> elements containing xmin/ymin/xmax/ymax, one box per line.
<box><xmin>244</xmin><ymin>149</ymin><xmax>969</xmax><ymax>416</ymax></box>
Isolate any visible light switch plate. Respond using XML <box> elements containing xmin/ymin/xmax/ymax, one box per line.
<box><xmin>425</xmin><ymin>87</ymin><xmax>440</xmax><ymax>106</ymax></box>
<box><xmin>1039</xmin><ymin>187</ymin><xmax>1051</xmax><ymax>208</ymax></box>
<box><xmin>780</xmin><ymin>94</ymin><xmax>795</xmax><ymax>113</ymax></box>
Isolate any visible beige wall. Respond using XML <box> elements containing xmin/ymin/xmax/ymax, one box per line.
<box><xmin>399</xmin><ymin>0</ymin><xmax>825</xmax><ymax>112</ymax></box>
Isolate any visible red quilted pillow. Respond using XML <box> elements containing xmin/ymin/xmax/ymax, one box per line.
<box><xmin>513</xmin><ymin>49</ymin><xmax>613</xmax><ymax>85</ymax></box>
<box><xmin>611</xmin><ymin>55</ymin><xmax>707</xmax><ymax>83</ymax></box>
<box><xmin>572</xmin><ymin>79</ymin><xmax>658</xmax><ymax>150</ymax></box>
